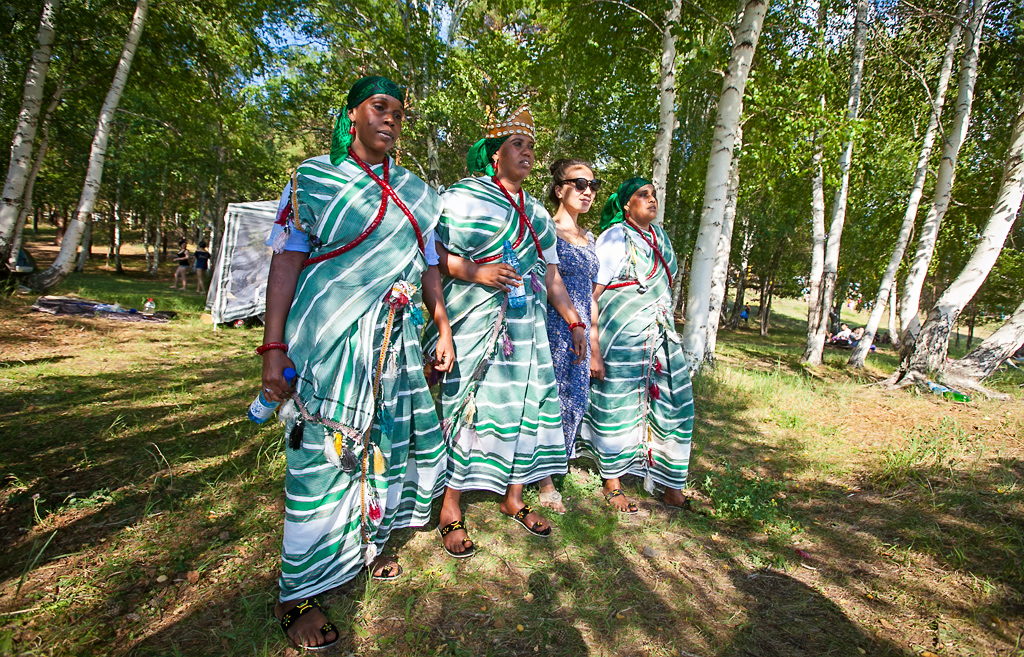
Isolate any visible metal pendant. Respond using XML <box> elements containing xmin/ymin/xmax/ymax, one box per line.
<box><xmin>637</xmin><ymin>284</ymin><xmax>648</xmax><ymax>295</ymax></box>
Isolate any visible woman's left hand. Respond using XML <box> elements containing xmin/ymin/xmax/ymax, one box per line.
<box><xmin>433</xmin><ymin>331</ymin><xmax>455</xmax><ymax>372</ymax></box>
<box><xmin>570</xmin><ymin>325</ymin><xmax>587</xmax><ymax>364</ymax></box>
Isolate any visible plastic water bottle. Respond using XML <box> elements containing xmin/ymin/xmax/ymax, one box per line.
<box><xmin>502</xmin><ymin>240</ymin><xmax>526</xmax><ymax>309</ymax></box>
<box><xmin>248</xmin><ymin>367</ymin><xmax>297</xmax><ymax>423</ymax></box>
<box><xmin>143</xmin><ymin>298</ymin><xmax>155</xmax><ymax>313</ymax></box>
<box><xmin>926</xmin><ymin>380</ymin><xmax>971</xmax><ymax>403</ymax></box>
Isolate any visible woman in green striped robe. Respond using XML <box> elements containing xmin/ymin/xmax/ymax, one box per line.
<box><xmin>580</xmin><ymin>178</ymin><xmax>695</xmax><ymax>513</ymax></box>
<box><xmin>259</xmin><ymin>76</ymin><xmax>455</xmax><ymax>651</ymax></box>
<box><xmin>423</xmin><ymin>106</ymin><xmax>587</xmax><ymax>556</ymax></box>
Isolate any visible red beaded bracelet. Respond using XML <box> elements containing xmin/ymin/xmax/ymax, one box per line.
<box><xmin>568</xmin><ymin>321</ymin><xmax>586</xmax><ymax>332</ymax></box>
<box><xmin>255</xmin><ymin>342</ymin><xmax>288</xmax><ymax>355</ymax></box>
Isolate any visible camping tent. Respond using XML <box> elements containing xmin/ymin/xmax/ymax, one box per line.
<box><xmin>206</xmin><ymin>200</ymin><xmax>278</xmax><ymax>326</ymax></box>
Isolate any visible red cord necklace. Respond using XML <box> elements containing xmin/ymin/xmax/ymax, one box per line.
<box><xmin>302</xmin><ymin>149</ymin><xmax>424</xmax><ymax>268</ymax></box>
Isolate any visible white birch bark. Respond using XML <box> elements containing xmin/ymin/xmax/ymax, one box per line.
<box><xmin>8</xmin><ymin>79</ymin><xmax>65</xmax><ymax>269</ymax></box>
<box><xmin>801</xmin><ymin>132</ymin><xmax>827</xmax><ymax>362</ymax></box>
<box><xmin>888</xmin><ymin>281</ymin><xmax>900</xmax><ymax>346</ymax></box>
<box><xmin>849</xmin><ymin>0</ymin><xmax>967</xmax><ymax>368</ymax></box>
<box><xmin>75</xmin><ymin>219</ymin><xmax>91</xmax><ymax>272</ymax></box>
<box><xmin>682</xmin><ymin>0</ymin><xmax>767</xmax><ymax>370</ymax></box>
<box><xmin>944</xmin><ymin>297</ymin><xmax>1024</xmax><ymax>385</ymax></box>
<box><xmin>899</xmin><ymin>0</ymin><xmax>990</xmax><ymax>339</ymax></box>
<box><xmin>0</xmin><ymin>0</ymin><xmax>60</xmax><ymax>264</ymax></box>
<box><xmin>652</xmin><ymin>0</ymin><xmax>682</xmax><ymax>225</ymax></box>
<box><xmin>804</xmin><ymin>0</ymin><xmax>870</xmax><ymax>366</ymax></box>
<box><xmin>902</xmin><ymin>87</ymin><xmax>1024</xmax><ymax>377</ymax></box>
<box><xmin>706</xmin><ymin>126</ymin><xmax>743</xmax><ymax>358</ymax></box>
<box><xmin>30</xmin><ymin>0</ymin><xmax>148</xmax><ymax>290</ymax></box>
<box><xmin>727</xmin><ymin>214</ymin><xmax>752</xmax><ymax>329</ymax></box>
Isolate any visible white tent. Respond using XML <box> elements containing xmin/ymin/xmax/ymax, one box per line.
<box><xmin>206</xmin><ymin>200</ymin><xmax>278</xmax><ymax>326</ymax></box>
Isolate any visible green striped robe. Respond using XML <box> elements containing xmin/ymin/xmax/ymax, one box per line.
<box><xmin>423</xmin><ymin>176</ymin><xmax>568</xmax><ymax>494</ymax></box>
<box><xmin>279</xmin><ymin>156</ymin><xmax>445</xmax><ymax>602</ymax></box>
<box><xmin>580</xmin><ymin>222</ymin><xmax>694</xmax><ymax>490</ymax></box>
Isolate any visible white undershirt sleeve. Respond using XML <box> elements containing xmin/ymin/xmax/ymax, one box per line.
<box><xmin>594</xmin><ymin>226</ymin><xmax>627</xmax><ymax>286</ymax></box>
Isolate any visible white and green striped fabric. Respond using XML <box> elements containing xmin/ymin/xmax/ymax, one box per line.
<box><xmin>423</xmin><ymin>176</ymin><xmax>568</xmax><ymax>494</ymax></box>
<box><xmin>278</xmin><ymin>156</ymin><xmax>446</xmax><ymax>602</ymax></box>
<box><xmin>580</xmin><ymin>222</ymin><xmax>694</xmax><ymax>490</ymax></box>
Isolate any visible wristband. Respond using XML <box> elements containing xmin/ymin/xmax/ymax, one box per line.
<box><xmin>568</xmin><ymin>322</ymin><xmax>586</xmax><ymax>332</ymax></box>
<box><xmin>256</xmin><ymin>342</ymin><xmax>288</xmax><ymax>355</ymax></box>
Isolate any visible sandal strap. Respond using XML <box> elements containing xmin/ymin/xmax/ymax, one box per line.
<box><xmin>439</xmin><ymin>519</ymin><xmax>466</xmax><ymax>537</ymax></box>
<box><xmin>280</xmin><ymin>596</ymin><xmax>323</xmax><ymax>630</ymax></box>
<box><xmin>604</xmin><ymin>488</ymin><xmax>626</xmax><ymax>502</ymax></box>
<box><xmin>512</xmin><ymin>504</ymin><xmax>534</xmax><ymax>522</ymax></box>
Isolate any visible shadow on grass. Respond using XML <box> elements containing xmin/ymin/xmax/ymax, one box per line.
<box><xmin>1</xmin><ymin>279</ymin><xmax>1022</xmax><ymax>655</ymax></box>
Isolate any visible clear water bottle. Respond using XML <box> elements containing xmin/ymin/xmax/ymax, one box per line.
<box><xmin>143</xmin><ymin>298</ymin><xmax>155</xmax><ymax>313</ymax></box>
<box><xmin>926</xmin><ymin>380</ymin><xmax>971</xmax><ymax>403</ymax></box>
<box><xmin>248</xmin><ymin>367</ymin><xmax>297</xmax><ymax>424</ymax></box>
<box><xmin>502</xmin><ymin>240</ymin><xmax>526</xmax><ymax>309</ymax></box>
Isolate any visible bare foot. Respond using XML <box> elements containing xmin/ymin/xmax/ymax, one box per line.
<box><xmin>274</xmin><ymin>599</ymin><xmax>336</xmax><ymax>649</ymax></box>
<box><xmin>662</xmin><ymin>488</ymin><xmax>688</xmax><ymax>508</ymax></box>
<box><xmin>438</xmin><ymin>505</ymin><xmax>473</xmax><ymax>555</ymax></box>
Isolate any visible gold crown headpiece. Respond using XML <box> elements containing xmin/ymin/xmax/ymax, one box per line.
<box><xmin>484</xmin><ymin>105</ymin><xmax>535</xmax><ymax>140</ymax></box>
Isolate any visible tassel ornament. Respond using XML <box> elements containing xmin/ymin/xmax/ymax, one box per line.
<box><xmin>373</xmin><ymin>444</ymin><xmax>386</xmax><ymax>473</ymax></box>
<box><xmin>462</xmin><ymin>395</ymin><xmax>477</xmax><ymax>427</ymax></box>
<box><xmin>530</xmin><ymin>273</ymin><xmax>542</xmax><ymax>293</ymax></box>
<box><xmin>271</xmin><ymin>227</ymin><xmax>290</xmax><ymax>254</ymax></box>
<box><xmin>362</xmin><ymin>542</ymin><xmax>378</xmax><ymax>567</ymax></box>
<box><xmin>649</xmin><ymin>382</ymin><xmax>661</xmax><ymax>401</ymax></box>
<box><xmin>368</xmin><ymin>497</ymin><xmax>383</xmax><ymax>522</ymax></box>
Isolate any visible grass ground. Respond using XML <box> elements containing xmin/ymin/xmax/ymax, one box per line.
<box><xmin>1</xmin><ymin>234</ymin><xmax>1022</xmax><ymax>656</ymax></box>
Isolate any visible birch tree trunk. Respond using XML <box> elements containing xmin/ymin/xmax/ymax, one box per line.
<box><xmin>682</xmin><ymin>0</ymin><xmax>767</xmax><ymax>370</ymax></box>
<box><xmin>727</xmin><ymin>214</ymin><xmax>751</xmax><ymax>329</ymax></box>
<box><xmin>705</xmin><ymin>125</ymin><xmax>743</xmax><ymax>358</ymax></box>
<box><xmin>0</xmin><ymin>0</ymin><xmax>60</xmax><ymax>265</ymax></box>
<box><xmin>652</xmin><ymin>0</ymin><xmax>682</xmax><ymax>225</ymax></box>
<box><xmin>30</xmin><ymin>0</ymin><xmax>148</xmax><ymax>290</ymax></box>
<box><xmin>899</xmin><ymin>0</ymin><xmax>990</xmax><ymax>340</ymax></box>
<box><xmin>849</xmin><ymin>0</ymin><xmax>967</xmax><ymax>368</ymax></box>
<box><xmin>888</xmin><ymin>282</ymin><xmax>900</xmax><ymax>346</ymax></box>
<box><xmin>943</xmin><ymin>297</ymin><xmax>1024</xmax><ymax>387</ymax></box>
<box><xmin>112</xmin><ymin>181</ymin><xmax>123</xmax><ymax>272</ymax></box>
<box><xmin>801</xmin><ymin>132</ymin><xmax>827</xmax><ymax>362</ymax></box>
<box><xmin>8</xmin><ymin>79</ymin><xmax>65</xmax><ymax>269</ymax></box>
<box><xmin>803</xmin><ymin>0</ymin><xmax>869</xmax><ymax>366</ymax></box>
<box><xmin>75</xmin><ymin>220</ymin><xmax>91</xmax><ymax>272</ymax></box>
<box><xmin>899</xmin><ymin>87</ymin><xmax>1024</xmax><ymax>379</ymax></box>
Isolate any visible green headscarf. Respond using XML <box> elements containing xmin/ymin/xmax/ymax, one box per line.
<box><xmin>330</xmin><ymin>76</ymin><xmax>406</xmax><ymax>166</ymax></box>
<box><xmin>598</xmin><ymin>177</ymin><xmax>651</xmax><ymax>231</ymax></box>
<box><xmin>466</xmin><ymin>136</ymin><xmax>509</xmax><ymax>176</ymax></box>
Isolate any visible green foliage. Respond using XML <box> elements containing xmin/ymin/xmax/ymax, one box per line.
<box><xmin>701</xmin><ymin>466</ymin><xmax>787</xmax><ymax>524</ymax></box>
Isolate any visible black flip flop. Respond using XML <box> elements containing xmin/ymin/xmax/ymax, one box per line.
<box><xmin>508</xmin><ymin>503</ymin><xmax>551</xmax><ymax>537</ymax></box>
<box><xmin>438</xmin><ymin>518</ymin><xmax>476</xmax><ymax>558</ymax></box>
<box><xmin>605</xmin><ymin>488</ymin><xmax>639</xmax><ymax>514</ymax></box>
<box><xmin>278</xmin><ymin>596</ymin><xmax>339</xmax><ymax>652</ymax></box>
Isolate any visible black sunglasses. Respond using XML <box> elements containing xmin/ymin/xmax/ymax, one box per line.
<box><xmin>559</xmin><ymin>178</ymin><xmax>602</xmax><ymax>192</ymax></box>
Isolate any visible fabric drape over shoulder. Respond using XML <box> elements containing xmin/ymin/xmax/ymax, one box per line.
<box><xmin>423</xmin><ymin>176</ymin><xmax>568</xmax><ymax>494</ymax></box>
<box><xmin>580</xmin><ymin>222</ymin><xmax>694</xmax><ymax>491</ymax></box>
<box><xmin>278</xmin><ymin>155</ymin><xmax>445</xmax><ymax>601</ymax></box>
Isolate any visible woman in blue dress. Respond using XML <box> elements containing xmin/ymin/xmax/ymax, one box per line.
<box><xmin>536</xmin><ymin>159</ymin><xmax>601</xmax><ymax>514</ymax></box>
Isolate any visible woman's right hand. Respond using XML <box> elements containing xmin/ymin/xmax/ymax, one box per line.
<box><xmin>261</xmin><ymin>349</ymin><xmax>297</xmax><ymax>403</ymax></box>
<box><xmin>475</xmin><ymin>263</ymin><xmax>521</xmax><ymax>292</ymax></box>
<box><xmin>590</xmin><ymin>351</ymin><xmax>606</xmax><ymax>381</ymax></box>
